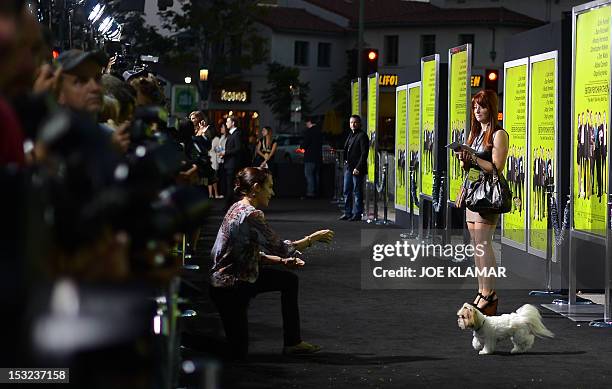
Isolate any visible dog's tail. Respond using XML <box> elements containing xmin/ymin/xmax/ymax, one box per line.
<box><xmin>516</xmin><ymin>304</ymin><xmax>555</xmax><ymax>338</ymax></box>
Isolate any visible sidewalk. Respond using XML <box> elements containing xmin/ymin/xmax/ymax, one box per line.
<box><xmin>183</xmin><ymin>198</ymin><xmax>612</xmax><ymax>389</ymax></box>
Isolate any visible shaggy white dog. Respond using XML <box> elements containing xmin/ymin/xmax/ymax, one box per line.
<box><xmin>457</xmin><ymin>303</ymin><xmax>554</xmax><ymax>355</ymax></box>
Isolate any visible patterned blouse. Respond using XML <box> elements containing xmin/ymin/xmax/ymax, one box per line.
<box><xmin>210</xmin><ymin>202</ymin><xmax>296</xmax><ymax>287</ymax></box>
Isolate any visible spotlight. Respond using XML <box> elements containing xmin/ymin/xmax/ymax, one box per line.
<box><xmin>106</xmin><ymin>24</ymin><xmax>122</xmax><ymax>41</ymax></box>
<box><xmin>98</xmin><ymin>16</ymin><xmax>113</xmax><ymax>34</ymax></box>
<box><xmin>88</xmin><ymin>3</ymin><xmax>105</xmax><ymax>24</ymax></box>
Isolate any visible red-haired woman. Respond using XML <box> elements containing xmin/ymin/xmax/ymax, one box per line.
<box><xmin>458</xmin><ymin>90</ymin><xmax>509</xmax><ymax>315</ymax></box>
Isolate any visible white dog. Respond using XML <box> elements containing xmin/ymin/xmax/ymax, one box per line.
<box><xmin>457</xmin><ymin>303</ymin><xmax>554</xmax><ymax>355</ymax></box>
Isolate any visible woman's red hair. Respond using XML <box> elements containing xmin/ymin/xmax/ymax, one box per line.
<box><xmin>467</xmin><ymin>89</ymin><xmax>501</xmax><ymax>149</ymax></box>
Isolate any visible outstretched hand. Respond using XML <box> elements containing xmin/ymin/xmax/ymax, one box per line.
<box><xmin>311</xmin><ymin>229</ymin><xmax>334</xmax><ymax>244</ymax></box>
<box><xmin>283</xmin><ymin>257</ymin><xmax>305</xmax><ymax>268</ymax></box>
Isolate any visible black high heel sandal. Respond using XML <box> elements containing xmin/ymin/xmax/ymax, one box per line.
<box><xmin>476</xmin><ymin>292</ymin><xmax>498</xmax><ymax>316</ymax></box>
<box><xmin>469</xmin><ymin>292</ymin><xmax>485</xmax><ymax>307</ymax></box>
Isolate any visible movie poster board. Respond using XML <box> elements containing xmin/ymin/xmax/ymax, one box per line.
<box><xmin>367</xmin><ymin>73</ymin><xmax>379</xmax><ymax>184</ymax></box>
<box><xmin>571</xmin><ymin>1</ymin><xmax>610</xmax><ymax>238</ymax></box>
<box><xmin>420</xmin><ymin>55</ymin><xmax>439</xmax><ymax>198</ymax></box>
<box><xmin>395</xmin><ymin>85</ymin><xmax>408</xmax><ymax>211</ymax></box>
<box><xmin>501</xmin><ymin>58</ymin><xmax>529</xmax><ymax>250</ymax></box>
<box><xmin>528</xmin><ymin>51</ymin><xmax>559</xmax><ymax>259</ymax></box>
<box><xmin>447</xmin><ymin>44</ymin><xmax>471</xmax><ymax>204</ymax></box>
<box><xmin>408</xmin><ymin>81</ymin><xmax>421</xmax><ymax>216</ymax></box>
<box><xmin>351</xmin><ymin>78</ymin><xmax>361</xmax><ymax>117</ymax></box>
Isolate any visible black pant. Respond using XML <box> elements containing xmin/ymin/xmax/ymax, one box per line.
<box><xmin>209</xmin><ymin>268</ymin><xmax>301</xmax><ymax>359</ymax></box>
<box><xmin>217</xmin><ymin>163</ymin><xmax>225</xmax><ymax>195</ymax></box>
<box><xmin>224</xmin><ymin>167</ymin><xmax>236</xmax><ymax>210</ymax></box>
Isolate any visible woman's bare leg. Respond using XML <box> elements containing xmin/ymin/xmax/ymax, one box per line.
<box><xmin>467</xmin><ymin>221</ymin><xmax>482</xmax><ymax>304</ymax></box>
<box><xmin>473</xmin><ymin>222</ymin><xmax>497</xmax><ymax>309</ymax></box>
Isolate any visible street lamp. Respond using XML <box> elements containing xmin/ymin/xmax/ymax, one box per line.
<box><xmin>199</xmin><ymin>68</ymin><xmax>208</xmax><ymax>81</ymax></box>
<box><xmin>184</xmin><ymin>76</ymin><xmax>192</xmax><ymax>84</ymax></box>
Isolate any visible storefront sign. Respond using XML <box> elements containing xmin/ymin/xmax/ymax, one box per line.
<box><xmin>379</xmin><ymin>74</ymin><xmax>399</xmax><ymax>87</ymax></box>
<box><xmin>212</xmin><ymin>81</ymin><xmax>251</xmax><ymax>104</ymax></box>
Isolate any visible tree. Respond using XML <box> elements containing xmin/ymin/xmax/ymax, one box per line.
<box><xmin>259</xmin><ymin>62</ymin><xmax>311</xmax><ymax>128</ymax></box>
<box><xmin>159</xmin><ymin>0</ymin><xmax>268</xmax><ymax>84</ymax></box>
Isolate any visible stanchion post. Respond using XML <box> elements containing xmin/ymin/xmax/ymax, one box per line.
<box><xmin>419</xmin><ymin>194</ymin><xmax>424</xmax><ymax>239</ymax></box>
<box><xmin>331</xmin><ymin>150</ymin><xmax>345</xmax><ymax>205</ymax></box>
<box><xmin>545</xmin><ymin>186</ymin><xmax>554</xmax><ymax>291</ymax></box>
<box><xmin>182</xmin><ymin>234</ymin><xmax>199</xmax><ymax>271</ymax></box>
<box><xmin>445</xmin><ymin>199</ymin><xmax>452</xmax><ymax>246</ymax></box>
<box><xmin>365</xmin><ymin>174</ymin><xmax>371</xmax><ymax>221</ymax></box>
<box><xmin>332</xmin><ymin>151</ymin><xmax>338</xmax><ymax>202</ymax></box>
<box><xmin>373</xmin><ymin>152</ymin><xmax>379</xmax><ymax>222</ymax></box>
<box><xmin>437</xmin><ymin>173</ymin><xmax>446</xmax><ymax>244</ymax></box>
<box><xmin>607</xmin><ymin>196</ymin><xmax>612</xmax><ymax>321</ymax></box>
<box><xmin>410</xmin><ymin>167</ymin><xmax>416</xmax><ymax>236</ymax></box>
<box><xmin>401</xmin><ymin>166</ymin><xmax>418</xmax><ymax>239</ymax></box>
<box><xmin>589</xmin><ymin>195</ymin><xmax>612</xmax><ymax>327</ymax></box>
<box><xmin>529</xmin><ymin>184</ymin><xmax>556</xmax><ymax>296</ymax></box>
<box><xmin>376</xmin><ymin>152</ymin><xmax>393</xmax><ymax>225</ymax></box>
<box><xmin>382</xmin><ymin>159</ymin><xmax>388</xmax><ymax>223</ymax></box>
<box><xmin>568</xmin><ymin>226</ymin><xmax>577</xmax><ymax>307</ymax></box>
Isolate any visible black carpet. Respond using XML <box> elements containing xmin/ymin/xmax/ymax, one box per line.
<box><xmin>181</xmin><ymin>198</ymin><xmax>612</xmax><ymax>389</ymax></box>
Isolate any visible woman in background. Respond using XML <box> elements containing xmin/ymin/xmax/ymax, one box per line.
<box><xmin>254</xmin><ymin>126</ymin><xmax>278</xmax><ymax>178</ymax></box>
<box><xmin>215</xmin><ymin>122</ymin><xmax>228</xmax><ymax>198</ymax></box>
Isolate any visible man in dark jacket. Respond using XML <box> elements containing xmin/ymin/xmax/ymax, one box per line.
<box><xmin>340</xmin><ymin>115</ymin><xmax>369</xmax><ymax>221</ymax></box>
<box><xmin>301</xmin><ymin>117</ymin><xmax>323</xmax><ymax>197</ymax></box>
<box><xmin>222</xmin><ymin>115</ymin><xmax>242</xmax><ymax>209</ymax></box>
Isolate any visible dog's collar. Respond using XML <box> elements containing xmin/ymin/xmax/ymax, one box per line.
<box><xmin>473</xmin><ymin>318</ymin><xmax>484</xmax><ymax>332</ymax></box>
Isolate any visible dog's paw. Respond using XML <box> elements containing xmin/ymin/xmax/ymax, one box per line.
<box><xmin>510</xmin><ymin>347</ymin><xmax>525</xmax><ymax>354</ymax></box>
<box><xmin>479</xmin><ymin>349</ymin><xmax>493</xmax><ymax>355</ymax></box>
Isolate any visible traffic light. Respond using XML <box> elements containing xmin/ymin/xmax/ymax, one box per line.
<box><xmin>52</xmin><ymin>48</ymin><xmax>60</xmax><ymax>60</ymax></box>
<box><xmin>484</xmin><ymin>69</ymin><xmax>499</xmax><ymax>92</ymax></box>
<box><xmin>363</xmin><ymin>48</ymin><xmax>378</xmax><ymax>77</ymax></box>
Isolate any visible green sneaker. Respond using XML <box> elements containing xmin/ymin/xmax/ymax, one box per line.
<box><xmin>282</xmin><ymin>341</ymin><xmax>321</xmax><ymax>355</ymax></box>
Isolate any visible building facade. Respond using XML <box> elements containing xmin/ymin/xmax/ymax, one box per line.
<box><xmin>141</xmin><ymin>0</ymin><xmax>580</xmax><ymax>134</ymax></box>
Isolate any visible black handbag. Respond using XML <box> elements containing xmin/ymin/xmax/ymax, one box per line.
<box><xmin>464</xmin><ymin>162</ymin><xmax>512</xmax><ymax>214</ymax></box>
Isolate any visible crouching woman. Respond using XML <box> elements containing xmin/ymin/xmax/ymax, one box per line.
<box><xmin>209</xmin><ymin>167</ymin><xmax>334</xmax><ymax>359</ymax></box>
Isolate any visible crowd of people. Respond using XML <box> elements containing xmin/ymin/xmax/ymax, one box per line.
<box><xmin>1</xmin><ymin>1</ymin><xmax>519</xmax><ymax>384</ymax></box>
<box><xmin>1</xmin><ymin>1</ymin><xmax>342</xmax><ymax>379</ymax></box>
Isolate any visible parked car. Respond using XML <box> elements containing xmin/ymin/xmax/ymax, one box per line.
<box><xmin>274</xmin><ymin>134</ymin><xmax>337</xmax><ymax>164</ymax></box>
<box><xmin>274</xmin><ymin>134</ymin><xmax>303</xmax><ymax>163</ymax></box>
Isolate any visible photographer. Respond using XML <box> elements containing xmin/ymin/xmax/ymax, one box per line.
<box><xmin>55</xmin><ymin>49</ymin><xmax>130</xmax><ymax>154</ymax></box>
